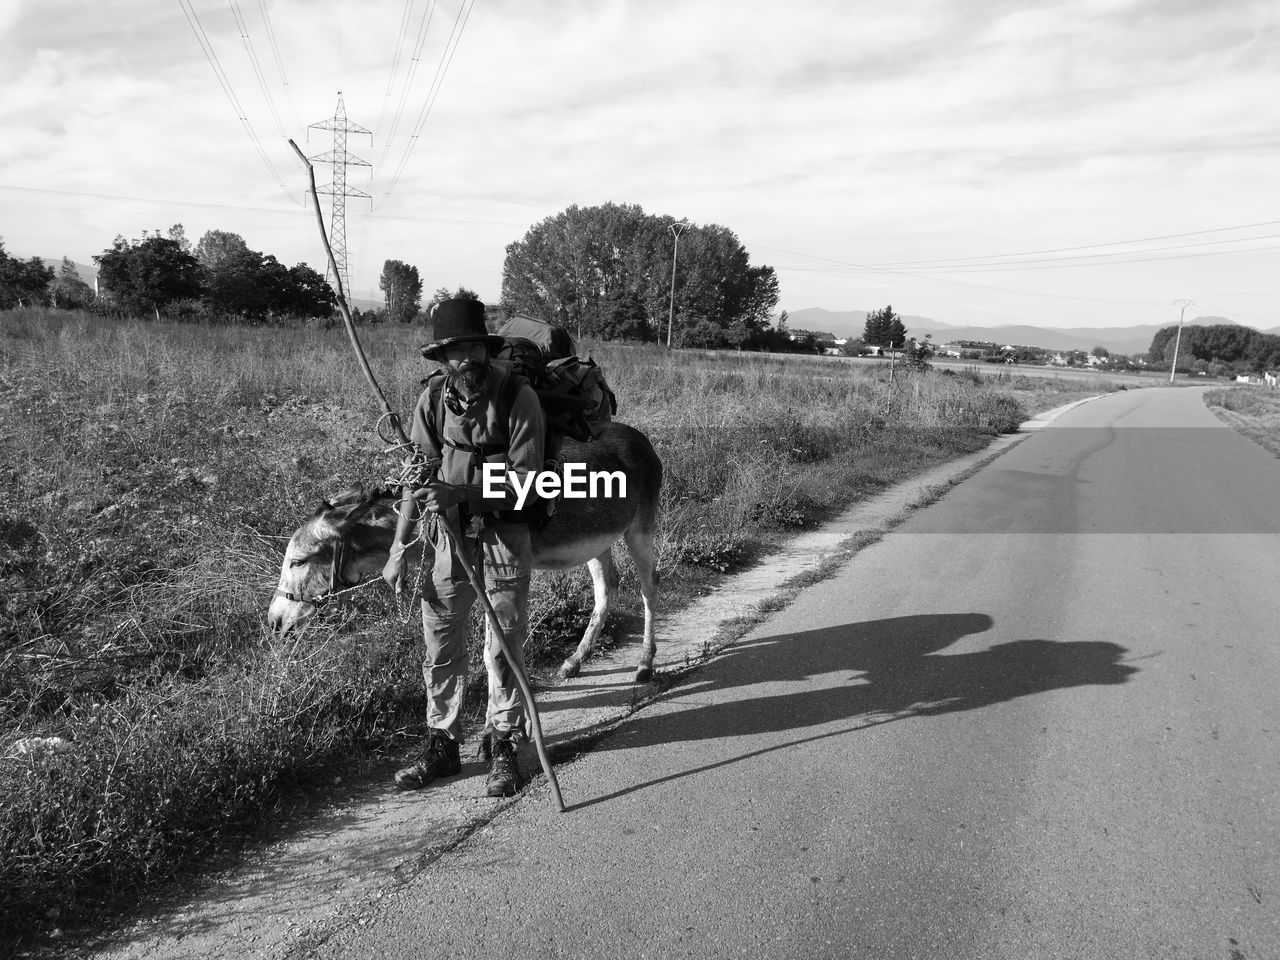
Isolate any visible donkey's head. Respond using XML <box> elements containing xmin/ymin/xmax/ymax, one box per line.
<box><xmin>267</xmin><ymin>487</ymin><xmax>399</xmax><ymax>634</ymax></box>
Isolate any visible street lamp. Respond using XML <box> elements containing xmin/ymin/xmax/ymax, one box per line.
<box><xmin>666</xmin><ymin>219</ymin><xmax>688</xmax><ymax>349</ymax></box>
<box><xmin>1169</xmin><ymin>298</ymin><xmax>1195</xmax><ymax>384</ymax></box>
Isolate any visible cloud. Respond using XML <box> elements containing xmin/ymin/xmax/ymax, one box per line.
<box><xmin>2</xmin><ymin>0</ymin><xmax>1277</xmax><ymax>324</ymax></box>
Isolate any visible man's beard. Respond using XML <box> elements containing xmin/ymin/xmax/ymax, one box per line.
<box><xmin>444</xmin><ymin>358</ymin><xmax>490</xmax><ymax>415</ymax></box>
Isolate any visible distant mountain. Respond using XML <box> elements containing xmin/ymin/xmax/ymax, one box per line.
<box><xmin>42</xmin><ymin>258</ymin><xmax>98</xmax><ymax>286</ymax></box>
<box><xmin>915</xmin><ymin>324</ymin><xmax>1163</xmax><ymax>355</ymax></box>
<box><xmin>784</xmin><ymin>308</ymin><xmax>1258</xmax><ymax>356</ymax></box>
<box><xmin>784</xmin><ymin>309</ymin><xmax>941</xmax><ymax>339</ymax></box>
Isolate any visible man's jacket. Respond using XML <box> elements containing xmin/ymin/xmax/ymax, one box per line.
<box><xmin>409</xmin><ymin>362</ymin><xmax>546</xmax><ymax>519</ymax></box>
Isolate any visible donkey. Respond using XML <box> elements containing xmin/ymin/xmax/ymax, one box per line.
<box><xmin>267</xmin><ymin>422</ymin><xmax>663</xmax><ymax>683</ymax></box>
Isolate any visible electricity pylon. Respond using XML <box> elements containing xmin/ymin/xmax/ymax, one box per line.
<box><xmin>308</xmin><ymin>91</ymin><xmax>371</xmax><ymax>299</ymax></box>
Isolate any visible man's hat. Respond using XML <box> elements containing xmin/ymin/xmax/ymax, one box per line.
<box><xmin>420</xmin><ymin>298</ymin><xmax>503</xmax><ymax>360</ymax></box>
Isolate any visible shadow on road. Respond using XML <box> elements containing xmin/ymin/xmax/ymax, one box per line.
<box><xmin>567</xmin><ymin>613</ymin><xmax>1137</xmax><ymax>811</ymax></box>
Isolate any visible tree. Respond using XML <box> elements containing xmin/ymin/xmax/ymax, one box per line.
<box><xmin>862</xmin><ymin>305</ymin><xmax>906</xmax><ymax>347</ymax></box>
<box><xmin>190</xmin><ymin>229</ymin><xmax>334</xmax><ymax>322</ymax></box>
<box><xmin>93</xmin><ymin>228</ymin><xmax>201</xmax><ymax>318</ymax></box>
<box><xmin>166</xmin><ymin>223</ymin><xmax>191</xmax><ymax>252</ymax></box>
<box><xmin>0</xmin><ymin>240</ymin><xmax>55</xmax><ymax>308</ymax></box>
<box><xmin>50</xmin><ymin>256</ymin><xmax>94</xmax><ymax>309</ymax></box>
<box><xmin>598</xmin><ymin>286</ymin><xmax>649</xmax><ymax>340</ymax></box>
<box><xmin>195</xmin><ymin>230</ymin><xmax>260</xmax><ymax>318</ymax></box>
<box><xmin>279</xmin><ymin>262</ymin><xmax>335</xmax><ymax>319</ymax></box>
<box><xmin>676</xmin><ymin>317</ymin><xmax>730</xmax><ymax>349</ymax></box>
<box><xmin>379</xmin><ymin>260</ymin><xmax>423</xmax><ymax>324</ymax></box>
<box><xmin>426</xmin><ymin>285</ymin><xmax>480</xmax><ymax>315</ymax></box>
<box><xmin>1146</xmin><ymin>323</ymin><xmax>1280</xmax><ymax>372</ymax></box>
<box><xmin>1091</xmin><ymin>345</ymin><xmax>1110</xmax><ymax>359</ymax></box>
<box><xmin>501</xmin><ymin>203</ymin><xmax>779</xmax><ymax>345</ymax></box>
<box><xmin>905</xmin><ymin>334</ymin><xmax>934</xmax><ymax>370</ymax></box>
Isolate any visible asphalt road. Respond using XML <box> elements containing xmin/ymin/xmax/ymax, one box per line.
<box><xmin>314</xmin><ymin>386</ymin><xmax>1280</xmax><ymax>960</ymax></box>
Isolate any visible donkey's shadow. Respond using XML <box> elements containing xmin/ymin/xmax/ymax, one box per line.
<box><xmin>569</xmin><ymin>613</ymin><xmax>1137</xmax><ymax>809</ymax></box>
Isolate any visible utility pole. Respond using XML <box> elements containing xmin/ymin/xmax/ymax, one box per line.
<box><xmin>308</xmin><ymin>92</ymin><xmax>372</xmax><ymax>300</ymax></box>
<box><xmin>666</xmin><ymin>220</ymin><xmax>688</xmax><ymax>349</ymax></box>
<box><xmin>1169</xmin><ymin>298</ymin><xmax>1195</xmax><ymax>384</ymax></box>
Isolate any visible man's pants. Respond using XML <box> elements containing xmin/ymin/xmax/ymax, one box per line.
<box><xmin>420</xmin><ymin>518</ymin><xmax>532</xmax><ymax>742</ymax></box>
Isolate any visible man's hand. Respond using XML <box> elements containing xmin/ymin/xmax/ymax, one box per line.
<box><xmin>414</xmin><ymin>481</ymin><xmax>468</xmax><ymax>514</ymax></box>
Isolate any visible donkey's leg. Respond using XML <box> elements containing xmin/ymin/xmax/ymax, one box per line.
<box><xmin>558</xmin><ymin>549</ymin><xmax>619</xmax><ymax>679</ymax></box>
<box><xmin>623</xmin><ymin>525</ymin><xmax>659</xmax><ymax>684</ymax></box>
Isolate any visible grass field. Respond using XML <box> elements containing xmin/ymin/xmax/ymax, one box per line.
<box><xmin>0</xmin><ymin>308</ymin><xmax>1124</xmax><ymax>944</ymax></box>
<box><xmin>1204</xmin><ymin>385</ymin><xmax>1280</xmax><ymax>458</ymax></box>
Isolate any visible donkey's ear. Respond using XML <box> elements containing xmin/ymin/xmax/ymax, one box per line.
<box><xmin>317</xmin><ymin>485</ymin><xmax>366</xmax><ymax>518</ymax></box>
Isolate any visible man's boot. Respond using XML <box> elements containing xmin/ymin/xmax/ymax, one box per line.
<box><xmin>485</xmin><ymin>734</ymin><xmax>525</xmax><ymax>797</ymax></box>
<box><xmin>394</xmin><ymin>730</ymin><xmax>461</xmax><ymax>789</ymax></box>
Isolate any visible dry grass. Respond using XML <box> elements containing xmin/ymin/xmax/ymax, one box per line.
<box><xmin>0</xmin><ymin>309</ymin><xmax>1121</xmax><ymax>944</ymax></box>
<box><xmin>1204</xmin><ymin>385</ymin><xmax>1280</xmax><ymax>458</ymax></box>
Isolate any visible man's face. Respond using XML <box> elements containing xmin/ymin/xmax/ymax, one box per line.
<box><xmin>442</xmin><ymin>340</ymin><xmax>491</xmax><ymax>406</ymax></box>
<box><xmin>442</xmin><ymin>341</ymin><xmax>489</xmax><ymax>370</ymax></box>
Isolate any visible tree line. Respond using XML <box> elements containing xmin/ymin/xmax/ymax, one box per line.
<box><xmin>6</xmin><ymin>201</ymin><xmax>791</xmax><ymax>348</ymax></box>
<box><xmin>1148</xmin><ymin>323</ymin><xmax>1280</xmax><ymax>374</ymax></box>
<box><xmin>1</xmin><ymin>227</ymin><xmax>335</xmax><ymax>322</ymax></box>
<box><xmin>94</xmin><ymin>225</ymin><xmax>335</xmax><ymax>322</ymax></box>
<box><xmin>0</xmin><ymin>240</ymin><xmax>59</xmax><ymax>309</ymax></box>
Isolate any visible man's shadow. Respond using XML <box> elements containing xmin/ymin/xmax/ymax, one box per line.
<box><xmin>569</xmin><ymin>613</ymin><xmax>1138</xmax><ymax>810</ymax></box>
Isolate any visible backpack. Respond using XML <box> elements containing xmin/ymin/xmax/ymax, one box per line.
<box><xmin>421</xmin><ymin>314</ymin><xmax>618</xmax><ymax>467</ymax></box>
<box><xmin>493</xmin><ymin>314</ymin><xmax>617</xmax><ymax>444</ymax></box>
<box><xmin>419</xmin><ymin>316</ymin><xmax>617</xmax><ymax>527</ymax></box>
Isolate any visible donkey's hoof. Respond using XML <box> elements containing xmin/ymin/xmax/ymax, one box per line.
<box><xmin>633</xmin><ymin>666</ymin><xmax>653</xmax><ymax>684</ymax></box>
<box><xmin>559</xmin><ymin>660</ymin><xmax>581</xmax><ymax>680</ymax></box>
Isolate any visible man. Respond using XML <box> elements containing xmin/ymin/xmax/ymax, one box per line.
<box><xmin>390</xmin><ymin>298</ymin><xmax>545</xmax><ymax>797</ymax></box>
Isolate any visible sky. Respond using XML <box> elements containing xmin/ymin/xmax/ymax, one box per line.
<box><xmin>1</xmin><ymin>0</ymin><xmax>1277</xmax><ymax>330</ymax></box>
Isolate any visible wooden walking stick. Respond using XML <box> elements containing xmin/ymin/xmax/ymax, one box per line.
<box><xmin>287</xmin><ymin>139</ymin><xmax>566</xmax><ymax>813</ymax></box>
<box><xmin>287</xmin><ymin>140</ymin><xmax>401</xmax><ymax>431</ymax></box>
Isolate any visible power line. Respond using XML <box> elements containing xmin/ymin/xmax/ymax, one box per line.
<box><xmin>781</xmin><ymin>237</ymin><xmax>1280</xmax><ymax>275</ymax></box>
<box><xmin>380</xmin><ymin>0</ymin><xmax>476</xmax><ymax>205</ymax></box>
<box><xmin>931</xmin><ymin>244</ymin><xmax>1280</xmax><ymax>273</ymax></box>
<box><xmin>0</xmin><ymin>183</ymin><xmax>524</xmax><ymax>225</ymax></box>
<box><xmin>865</xmin><ymin>218</ymin><xmax>1280</xmax><ymax>268</ymax></box>
<box><xmin>375</xmin><ymin>0</ymin><xmax>439</xmax><ymax>172</ymax></box>
<box><xmin>256</xmin><ymin>0</ymin><xmax>301</xmax><ymax>130</ymax></box>
<box><xmin>760</xmin><ymin>216</ymin><xmax>1280</xmax><ymax>306</ymax></box>
<box><xmin>373</xmin><ymin>0</ymin><xmax>417</xmax><ymax>138</ymax></box>
<box><xmin>760</xmin><ymin>243</ymin><xmax>1171</xmax><ymax>308</ymax></box>
<box><xmin>227</xmin><ymin>0</ymin><xmax>287</xmax><ymax>138</ymax></box>
<box><xmin>177</xmin><ymin>0</ymin><xmax>296</xmax><ymax>203</ymax></box>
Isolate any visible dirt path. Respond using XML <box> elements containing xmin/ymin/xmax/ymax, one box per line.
<box><xmin>74</xmin><ymin>398</ymin><xmax>1098</xmax><ymax>960</ymax></box>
